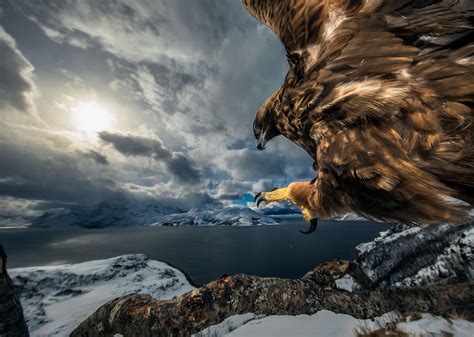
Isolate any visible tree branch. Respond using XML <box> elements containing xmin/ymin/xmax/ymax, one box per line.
<box><xmin>71</xmin><ymin>261</ymin><xmax>473</xmax><ymax>337</ymax></box>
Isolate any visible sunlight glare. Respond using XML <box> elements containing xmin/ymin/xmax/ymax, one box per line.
<box><xmin>72</xmin><ymin>101</ymin><xmax>112</xmax><ymax>132</ymax></box>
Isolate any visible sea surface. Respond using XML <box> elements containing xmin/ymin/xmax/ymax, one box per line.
<box><xmin>1</xmin><ymin>219</ymin><xmax>387</xmax><ymax>286</ymax></box>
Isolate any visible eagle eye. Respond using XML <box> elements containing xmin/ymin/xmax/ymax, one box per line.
<box><xmin>253</xmin><ymin>120</ymin><xmax>262</xmax><ymax>135</ymax></box>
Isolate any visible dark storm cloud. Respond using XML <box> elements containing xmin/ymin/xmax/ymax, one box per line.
<box><xmin>0</xmin><ymin>138</ymin><xmax>126</xmax><ymax>204</ymax></box>
<box><xmin>99</xmin><ymin>131</ymin><xmax>201</xmax><ymax>184</ymax></box>
<box><xmin>0</xmin><ymin>26</ymin><xmax>37</xmax><ymax>116</ymax></box>
<box><xmin>0</xmin><ymin>0</ymin><xmax>311</xmax><ymax>222</ymax></box>
<box><xmin>79</xmin><ymin>149</ymin><xmax>109</xmax><ymax>165</ymax></box>
<box><xmin>214</xmin><ymin>180</ymin><xmax>252</xmax><ymax>200</ymax></box>
<box><xmin>0</xmin><ymin>128</ymin><xmax>213</xmax><ymax>210</ymax></box>
<box><xmin>223</xmin><ymin>149</ymin><xmax>287</xmax><ymax>181</ymax></box>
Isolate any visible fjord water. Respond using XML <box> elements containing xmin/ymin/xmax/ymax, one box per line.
<box><xmin>1</xmin><ymin>219</ymin><xmax>387</xmax><ymax>286</ymax></box>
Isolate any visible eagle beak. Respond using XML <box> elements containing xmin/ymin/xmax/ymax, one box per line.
<box><xmin>256</xmin><ymin>132</ymin><xmax>267</xmax><ymax>150</ymax></box>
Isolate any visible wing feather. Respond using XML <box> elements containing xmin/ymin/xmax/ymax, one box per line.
<box><xmin>244</xmin><ymin>0</ymin><xmax>474</xmax><ymax>221</ymax></box>
<box><xmin>242</xmin><ymin>0</ymin><xmax>332</xmax><ymax>52</ymax></box>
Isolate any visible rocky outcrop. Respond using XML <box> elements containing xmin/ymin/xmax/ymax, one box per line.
<box><xmin>70</xmin><ymin>260</ymin><xmax>473</xmax><ymax>337</ymax></box>
<box><xmin>0</xmin><ymin>245</ymin><xmax>29</xmax><ymax>337</ymax></box>
<box><xmin>357</xmin><ymin>221</ymin><xmax>474</xmax><ymax>287</ymax></box>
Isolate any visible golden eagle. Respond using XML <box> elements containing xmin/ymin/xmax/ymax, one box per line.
<box><xmin>245</xmin><ymin>0</ymin><xmax>474</xmax><ymax>233</ymax></box>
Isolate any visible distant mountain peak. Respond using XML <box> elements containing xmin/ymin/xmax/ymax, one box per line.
<box><xmin>31</xmin><ymin>203</ymin><xmax>279</xmax><ymax>228</ymax></box>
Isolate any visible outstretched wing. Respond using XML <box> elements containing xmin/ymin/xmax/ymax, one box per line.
<box><xmin>242</xmin><ymin>0</ymin><xmax>329</xmax><ymax>53</ymax></box>
<box><xmin>244</xmin><ymin>0</ymin><xmax>474</xmax><ymax>223</ymax></box>
<box><xmin>242</xmin><ymin>0</ymin><xmax>473</xmax><ymax>75</ymax></box>
<box><xmin>243</xmin><ymin>0</ymin><xmax>473</xmax><ymax>140</ymax></box>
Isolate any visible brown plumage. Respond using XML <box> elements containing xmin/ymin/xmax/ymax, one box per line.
<box><xmin>246</xmin><ymin>0</ymin><xmax>474</xmax><ymax>230</ymax></box>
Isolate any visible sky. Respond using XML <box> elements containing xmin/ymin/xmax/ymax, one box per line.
<box><xmin>0</xmin><ymin>0</ymin><xmax>314</xmax><ymax>224</ymax></box>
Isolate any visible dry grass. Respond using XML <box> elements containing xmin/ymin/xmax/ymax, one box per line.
<box><xmin>355</xmin><ymin>325</ymin><xmax>409</xmax><ymax>337</ymax></box>
<box><xmin>444</xmin><ymin>309</ymin><xmax>474</xmax><ymax>322</ymax></box>
<box><xmin>354</xmin><ymin>310</ymin><xmax>474</xmax><ymax>337</ymax></box>
<box><xmin>354</xmin><ymin>312</ymin><xmax>424</xmax><ymax>337</ymax></box>
<box><xmin>441</xmin><ymin>331</ymin><xmax>454</xmax><ymax>337</ymax></box>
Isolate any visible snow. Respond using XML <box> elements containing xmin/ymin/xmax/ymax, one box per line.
<box><xmin>31</xmin><ymin>202</ymin><xmax>279</xmax><ymax>228</ymax></box>
<box><xmin>335</xmin><ymin>274</ymin><xmax>361</xmax><ymax>292</ymax></box>
<box><xmin>396</xmin><ymin>313</ymin><xmax>473</xmax><ymax>337</ymax></box>
<box><xmin>224</xmin><ymin>311</ymin><xmax>474</xmax><ymax>337</ymax></box>
<box><xmin>10</xmin><ymin>255</ymin><xmax>474</xmax><ymax>337</ymax></box>
<box><xmin>395</xmin><ymin>227</ymin><xmax>474</xmax><ymax>286</ymax></box>
<box><xmin>333</xmin><ymin>213</ymin><xmax>367</xmax><ymax>221</ymax></box>
<box><xmin>226</xmin><ymin>311</ymin><xmax>373</xmax><ymax>337</ymax></box>
<box><xmin>151</xmin><ymin>207</ymin><xmax>279</xmax><ymax>227</ymax></box>
<box><xmin>356</xmin><ymin>221</ymin><xmax>474</xmax><ymax>285</ymax></box>
<box><xmin>10</xmin><ymin>254</ymin><xmax>194</xmax><ymax>337</ymax></box>
<box><xmin>193</xmin><ymin>313</ymin><xmax>262</xmax><ymax>337</ymax></box>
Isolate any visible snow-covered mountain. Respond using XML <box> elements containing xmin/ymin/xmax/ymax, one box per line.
<box><xmin>151</xmin><ymin>207</ymin><xmax>279</xmax><ymax>227</ymax></box>
<box><xmin>10</xmin><ymin>255</ymin><xmax>194</xmax><ymax>337</ymax></box>
<box><xmin>31</xmin><ymin>202</ymin><xmax>279</xmax><ymax>228</ymax></box>
<box><xmin>333</xmin><ymin>213</ymin><xmax>367</xmax><ymax>221</ymax></box>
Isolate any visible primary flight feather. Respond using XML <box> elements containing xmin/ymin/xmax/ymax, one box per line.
<box><xmin>244</xmin><ymin>0</ymin><xmax>474</xmax><ymax>233</ymax></box>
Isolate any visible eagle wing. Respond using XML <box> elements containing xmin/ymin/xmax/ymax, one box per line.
<box><xmin>244</xmin><ymin>0</ymin><xmax>474</xmax><ymax>224</ymax></box>
<box><xmin>242</xmin><ymin>0</ymin><xmax>330</xmax><ymax>53</ymax></box>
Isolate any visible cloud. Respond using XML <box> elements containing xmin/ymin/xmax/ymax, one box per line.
<box><xmin>8</xmin><ymin>0</ymin><xmax>247</xmax><ymax>63</ymax></box>
<box><xmin>0</xmin><ymin>26</ymin><xmax>38</xmax><ymax>118</ymax></box>
<box><xmin>99</xmin><ymin>131</ymin><xmax>201</xmax><ymax>184</ymax></box>
<box><xmin>8</xmin><ymin>0</ymin><xmax>287</xmax><ymax>140</ymax></box>
<box><xmin>0</xmin><ymin>0</ymin><xmax>319</xmax><ymax>223</ymax></box>
<box><xmin>252</xmin><ymin>179</ymin><xmax>276</xmax><ymax>194</ymax></box>
<box><xmin>0</xmin><ymin>125</ymin><xmax>214</xmax><ymax>211</ymax></box>
<box><xmin>79</xmin><ymin>149</ymin><xmax>108</xmax><ymax>165</ymax></box>
<box><xmin>0</xmin><ymin>139</ymin><xmax>123</xmax><ymax>204</ymax></box>
<box><xmin>222</xmin><ymin>148</ymin><xmax>287</xmax><ymax>181</ymax></box>
<box><xmin>214</xmin><ymin>180</ymin><xmax>253</xmax><ymax>200</ymax></box>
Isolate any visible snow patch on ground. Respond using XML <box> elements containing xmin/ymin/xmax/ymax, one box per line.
<box><xmin>225</xmin><ymin>311</ymin><xmax>474</xmax><ymax>337</ymax></box>
<box><xmin>10</xmin><ymin>255</ymin><xmax>194</xmax><ymax>337</ymax></box>
<box><xmin>335</xmin><ymin>275</ymin><xmax>362</xmax><ymax>292</ymax></box>
<box><xmin>396</xmin><ymin>313</ymin><xmax>473</xmax><ymax>337</ymax></box>
<box><xmin>193</xmin><ymin>313</ymin><xmax>262</xmax><ymax>337</ymax></box>
<box><xmin>11</xmin><ymin>252</ymin><xmax>474</xmax><ymax>337</ymax></box>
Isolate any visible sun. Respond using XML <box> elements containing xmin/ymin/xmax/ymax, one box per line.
<box><xmin>72</xmin><ymin>101</ymin><xmax>112</xmax><ymax>132</ymax></box>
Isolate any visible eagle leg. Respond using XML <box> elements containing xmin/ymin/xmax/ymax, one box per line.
<box><xmin>254</xmin><ymin>187</ymin><xmax>292</xmax><ymax>207</ymax></box>
<box><xmin>254</xmin><ymin>182</ymin><xmax>319</xmax><ymax>234</ymax></box>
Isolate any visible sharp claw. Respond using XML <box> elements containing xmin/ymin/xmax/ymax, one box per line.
<box><xmin>300</xmin><ymin>218</ymin><xmax>318</xmax><ymax>235</ymax></box>
<box><xmin>254</xmin><ymin>192</ymin><xmax>262</xmax><ymax>203</ymax></box>
<box><xmin>254</xmin><ymin>192</ymin><xmax>266</xmax><ymax>208</ymax></box>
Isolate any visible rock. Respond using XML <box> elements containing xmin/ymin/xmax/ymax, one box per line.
<box><xmin>356</xmin><ymin>221</ymin><xmax>474</xmax><ymax>287</ymax></box>
<box><xmin>0</xmin><ymin>245</ymin><xmax>29</xmax><ymax>337</ymax></box>
<box><xmin>70</xmin><ymin>259</ymin><xmax>474</xmax><ymax>337</ymax></box>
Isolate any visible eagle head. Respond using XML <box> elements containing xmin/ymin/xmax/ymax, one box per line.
<box><xmin>253</xmin><ymin>89</ymin><xmax>282</xmax><ymax>150</ymax></box>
